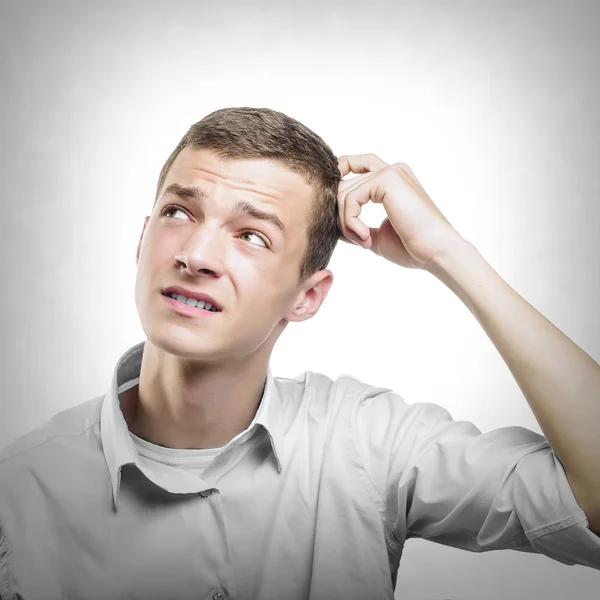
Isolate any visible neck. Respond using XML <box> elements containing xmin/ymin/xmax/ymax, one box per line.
<box><xmin>125</xmin><ymin>339</ymin><xmax>270</xmax><ymax>449</ymax></box>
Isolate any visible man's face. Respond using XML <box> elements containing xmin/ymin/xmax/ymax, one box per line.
<box><xmin>135</xmin><ymin>147</ymin><xmax>332</xmax><ymax>362</ymax></box>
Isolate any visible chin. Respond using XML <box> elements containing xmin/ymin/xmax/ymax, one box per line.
<box><xmin>142</xmin><ymin>323</ymin><xmax>223</xmax><ymax>362</ymax></box>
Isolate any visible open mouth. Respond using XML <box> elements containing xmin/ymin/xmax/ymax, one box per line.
<box><xmin>162</xmin><ymin>292</ymin><xmax>221</xmax><ymax>312</ymax></box>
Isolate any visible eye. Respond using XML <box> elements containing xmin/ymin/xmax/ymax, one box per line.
<box><xmin>239</xmin><ymin>230</ymin><xmax>268</xmax><ymax>248</ymax></box>
<box><xmin>161</xmin><ymin>205</ymin><xmax>190</xmax><ymax>220</ymax></box>
<box><xmin>161</xmin><ymin>205</ymin><xmax>268</xmax><ymax>248</ymax></box>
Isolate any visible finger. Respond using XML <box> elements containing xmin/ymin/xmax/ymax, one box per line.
<box><xmin>337</xmin><ymin>171</ymin><xmax>383</xmax><ymax>241</ymax></box>
<box><xmin>338</xmin><ymin>170</ymin><xmax>378</xmax><ymax>194</ymax></box>
<box><xmin>337</xmin><ymin>173</ymin><xmax>378</xmax><ymax>242</ymax></box>
<box><xmin>338</xmin><ymin>231</ymin><xmax>359</xmax><ymax>245</ymax></box>
<box><xmin>337</xmin><ymin>183</ymin><xmax>347</xmax><ymax>238</ymax></box>
<box><xmin>338</xmin><ymin>228</ymin><xmax>372</xmax><ymax>249</ymax></box>
<box><xmin>341</xmin><ymin>179</ymin><xmax>374</xmax><ymax>242</ymax></box>
<box><xmin>337</xmin><ymin>186</ymin><xmax>362</xmax><ymax>244</ymax></box>
<box><xmin>338</xmin><ymin>153</ymin><xmax>388</xmax><ymax>177</ymax></box>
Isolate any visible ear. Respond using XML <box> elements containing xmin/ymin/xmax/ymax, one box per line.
<box><xmin>286</xmin><ymin>270</ymin><xmax>334</xmax><ymax>323</ymax></box>
<box><xmin>136</xmin><ymin>216</ymin><xmax>150</xmax><ymax>265</ymax></box>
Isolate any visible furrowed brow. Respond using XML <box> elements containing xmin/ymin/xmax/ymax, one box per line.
<box><xmin>162</xmin><ymin>183</ymin><xmax>286</xmax><ymax>237</ymax></box>
<box><xmin>232</xmin><ymin>199</ymin><xmax>286</xmax><ymax>237</ymax></box>
<box><xmin>162</xmin><ymin>183</ymin><xmax>208</xmax><ymax>203</ymax></box>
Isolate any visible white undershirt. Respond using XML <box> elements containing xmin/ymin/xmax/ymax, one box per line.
<box><xmin>119</xmin><ymin>377</ymin><xmax>226</xmax><ymax>478</ymax></box>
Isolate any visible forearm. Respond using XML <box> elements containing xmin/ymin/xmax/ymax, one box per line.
<box><xmin>427</xmin><ymin>239</ymin><xmax>600</xmax><ymax>534</ymax></box>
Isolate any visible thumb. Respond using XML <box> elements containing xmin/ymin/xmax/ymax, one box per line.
<box><xmin>338</xmin><ymin>232</ymin><xmax>360</xmax><ymax>246</ymax></box>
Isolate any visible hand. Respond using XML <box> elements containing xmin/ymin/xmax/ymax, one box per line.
<box><xmin>336</xmin><ymin>153</ymin><xmax>465</xmax><ymax>271</ymax></box>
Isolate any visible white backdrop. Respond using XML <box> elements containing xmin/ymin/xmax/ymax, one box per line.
<box><xmin>0</xmin><ymin>1</ymin><xmax>599</xmax><ymax>598</ymax></box>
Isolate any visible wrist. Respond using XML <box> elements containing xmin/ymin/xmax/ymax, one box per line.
<box><xmin>425</xmin><ymin>235</ymin><xmax>477</xmax><ymax>279</ymax></box>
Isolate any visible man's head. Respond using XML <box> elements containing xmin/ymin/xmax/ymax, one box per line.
<box><xmin>155</xmin><ymin>107</ymin><xmax>342</xmax><ymax>284</ymax></box>
<box><xmin>135</xmin><ymin>107</ymin><xmax>341</xmax><ymax>363</ymax></box>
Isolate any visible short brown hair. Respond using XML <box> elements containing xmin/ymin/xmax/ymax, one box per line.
<box><xmin>154</xmin><ymin>107</ymin><xmax>342</xmax><ymax>284</ymax></box>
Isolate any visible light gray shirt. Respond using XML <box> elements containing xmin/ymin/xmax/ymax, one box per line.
<box><xmin>0</xmin><ymin>340</ymin><xmax>598</xmax><ymax>600</ymax></box>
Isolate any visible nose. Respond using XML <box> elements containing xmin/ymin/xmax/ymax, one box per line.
<box><xmin>174</xmin><ymin>222</ymin><xmax>225</xmax><ymax>278</ymax></box>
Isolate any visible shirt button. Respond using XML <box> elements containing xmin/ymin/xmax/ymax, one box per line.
<box><xmin>212</xmin><ymin>590</ymin><xmax>225</xmax><ymax>600</ymax></box>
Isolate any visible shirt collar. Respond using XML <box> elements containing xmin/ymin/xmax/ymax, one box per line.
<box><xmin>100</xmin><ymin>340</ymin><xmax>285</xmax><ymax>510</ymax></box>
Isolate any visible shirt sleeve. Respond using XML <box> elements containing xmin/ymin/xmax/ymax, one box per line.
<box><xmin>352</xmin><ymin>387</ymin><xmax>600</xmax><ymax>570</ymax></box>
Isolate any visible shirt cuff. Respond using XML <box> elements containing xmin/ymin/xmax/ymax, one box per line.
<box><xmin>514</xmin><ymin>445</ymin><xmax>600</xmax><ymax>569</ymax></box>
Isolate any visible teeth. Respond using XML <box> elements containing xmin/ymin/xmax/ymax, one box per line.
<box><xmin>168</xmin><ymin>293</ymin><xmax>219</xmax><ymax>311</ymax></box>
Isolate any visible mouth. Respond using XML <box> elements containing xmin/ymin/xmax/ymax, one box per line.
<box><xmin>161</xmin><ymin>290</ymin><xmax>222</xmax><ymax>313</ymax></box>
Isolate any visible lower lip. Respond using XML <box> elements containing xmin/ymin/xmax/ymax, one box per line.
<box><xmin>162</xmin><ymin>294</ymin><xmax>221</xmax><ymax>317</ymax></box>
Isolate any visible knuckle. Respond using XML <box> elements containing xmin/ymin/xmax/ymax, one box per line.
<box><xmin>388</xmin><ymin>164</ymin><xmax>407</xmax><ymax>179</ymax></box>
<box><xmin>368</xmin><ymin>153</ymin><xmax>383</xmax><ymax>167</ymax></box>
<box><xmin>383</xmin><ymin>164</ymin><xmax>401</xmax><ymax>178</ymax></box>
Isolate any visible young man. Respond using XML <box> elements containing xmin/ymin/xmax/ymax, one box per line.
<box><xmin>0</xmin><ymin>107</ymin><xmax>598</xmax><ymax>600</ymax></box>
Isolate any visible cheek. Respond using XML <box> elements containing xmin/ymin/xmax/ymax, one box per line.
<box><xmin>259</xmin><ymin>275</ymin><xmax>293</xmax><ymax>309</ymax></box>
<box><xmin>234</xmin><ymin>269</ymin><xmax>276</xmax><ymax>304</ymax></box>
<box><xmin>140</xmin><ymin>230</ymin><xmax>175</xmax><ymax>263</ymax></box>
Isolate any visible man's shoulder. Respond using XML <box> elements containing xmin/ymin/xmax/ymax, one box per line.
<box><xmin>0</xmin><ymin>394</ymin><xmax>105</xmax><ymax>469</ymax></box>
<box><xmin>276</xmin><ymin>368</ymin><xmax>417</xmax><ymax>416</ymax></box>
<box><xmin>284</xmin><ymin>368</ymin><xmax>446</xmax><ymax>430</ymax></box>
<box><xmin>274</xmin><ymin>369</ymin><xmax>369</xmax><ymax>404</ymax></box>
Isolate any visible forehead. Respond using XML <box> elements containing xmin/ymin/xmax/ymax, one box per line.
<box><xmin>163</xmin><ymin>147</ymin><xmax>315</xmax><ymax>210</ymax></box>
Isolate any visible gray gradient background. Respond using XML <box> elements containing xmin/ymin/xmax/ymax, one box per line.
<box><xmin>1</xmin><ymin>0</ymin><xmax>599</xmax><ymax>598</ymax></box>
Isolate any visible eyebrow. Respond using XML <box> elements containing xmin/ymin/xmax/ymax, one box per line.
<box><xmin>161</xmin><ymin>183</ymin><xmax>287</xmax><ymax>237</ymax></box>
